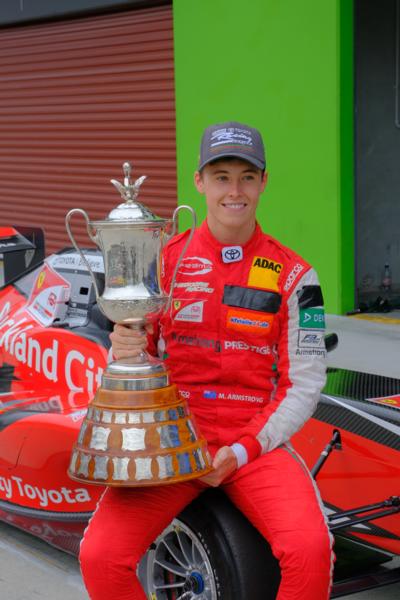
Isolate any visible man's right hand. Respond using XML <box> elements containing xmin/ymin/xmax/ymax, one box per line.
<box><xmin>109</xmin><ymin>323</ymin><xmax>153</xmax><ymax>360</ymax></box>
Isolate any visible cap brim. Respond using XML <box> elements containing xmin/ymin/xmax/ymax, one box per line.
<box><xmin>198</xmin><ymin>152</ymin><xmax>265</xmax><ymax>171</ymax></box>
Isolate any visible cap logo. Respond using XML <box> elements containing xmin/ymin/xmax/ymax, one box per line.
<box><xmin>222</xmin><ymin>246</ymin><xmax>243</xmax><ymax>263</ymax></box>
<box><xmin>211</xmin><ymin>127</ymin><xmax>253</xmax><ymax>148</ymax></box>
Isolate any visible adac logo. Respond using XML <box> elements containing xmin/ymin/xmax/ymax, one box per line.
<box><xmin>178</xmin><ymin>256</ymin><xmax>213</xmax><ymax>276</ymax></box>
<box><xmin>247</xmin><ymin>256</ymin><xmax>282</xmax><ymax>291</ymax></box>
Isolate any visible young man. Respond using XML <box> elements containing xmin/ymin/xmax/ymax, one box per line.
<box><xmin>80</xmin><ymin>122</ymin><xmax>334</xmax><ymax>599</ymax></box>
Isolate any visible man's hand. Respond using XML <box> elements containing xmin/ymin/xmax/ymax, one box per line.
<box><xmin>109</xmin><ymin>323</ymin><xmax>153</xmax><ymax>360</ymax></box>
<box><xmin>200</xmin><ymin>446</ymin><xmax>238</xmax><ymax>487</ymax></box>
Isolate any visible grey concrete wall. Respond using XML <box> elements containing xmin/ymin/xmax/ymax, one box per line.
<box><xmin>356</xmin><ymin>0</ymin><xmax>400</xmax><ymax>305</ymax></box>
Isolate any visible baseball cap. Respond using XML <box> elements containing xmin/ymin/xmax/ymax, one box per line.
<box><xmin>198</xmin><ymin>121</ymin><xmax>266</xmax><ymax>171</ymax></box>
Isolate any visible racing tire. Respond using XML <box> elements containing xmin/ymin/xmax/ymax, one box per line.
<box><xmin>140</xmin><ymin>488</ymin><xmax>281</xmax><ymax>600</ymax></box>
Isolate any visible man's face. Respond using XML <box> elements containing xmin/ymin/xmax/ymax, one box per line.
<box><xmin>194</xmin><ymin>159</ymin><xmax>268</xmax><ymax>242</ymax></box>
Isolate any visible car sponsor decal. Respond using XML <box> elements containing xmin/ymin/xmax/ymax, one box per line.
<box><xmin>0</xmin><ymin>303</ymin><xmax>107</xmax><ymax>395</ymax></box>
<box><xmin>297</xmin><ymin>329</ymin><xmax>325</xmax><ymax>349</ymax></box>
<box><xmin>172</xmin><ymin>300</ymin><xmax>204</xmax><ymax>323</ymax></box>
<box><xmin>284</xmin><ymin>263</ymin><xmax>304</xmax><ymax>292</ymax></box>
<box><xmin>48</xmin><ymin>252</ymin><xmax>104</xmax><ymax>274</ymax></box>
<box><xmin>221</xmin><ymin>246</ymin><xmax>243</xmax><ymax>263</ymax></box>
<box><xmin>299</xmin><ymin>307</ymin><xmax>325</xmax><ymax>329</ymax></box>
<box><xmin>178</xmin><ymin>256</ymin><xmax>213</xmax><ymax>276</ymax></box>
<box><xmin>366</xmin><ymin>395</ymin><xmax>400</xmax><ymax>409</ymax></box>
<box><xmin>26</xmin><ymin>263</ymin><xmax>70</xmax><ymax>327</ymax></box>
<box><xmin>247</xmin><ymin>256</ymin><xmax>282</xmax><ymax>291</ymax></box>
<box><xmin>226</xmin><ymin>308</ymin><xmax>274</xmax><ymax>333</ymax></box>
<box><xmin>0</xmin><ymin>474</ymin><xmax>91</xmax><ymax>507</ymax></box>
<box><xmin>223</xmin><ymin>285</ymin><xmax>281</xmax><ymax>313</ymax></box>
<box><xmin>297</xmin><ymin>285</ymin><xmax>324</xmax><ymax>309</ymax></box>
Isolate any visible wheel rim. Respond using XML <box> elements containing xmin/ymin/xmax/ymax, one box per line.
<box><xmin>142</xmin><ymin>518</ymin><xmax>218</xmax><ymax>600</ymax></box>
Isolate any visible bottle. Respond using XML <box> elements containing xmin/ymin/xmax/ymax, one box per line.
<box><xmin>382</xmin><ymin>263</ymin><xmax>392</xmax><ymax>292</ymax></box>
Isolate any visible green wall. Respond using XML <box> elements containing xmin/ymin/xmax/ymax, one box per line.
<box><xmin>173</xmin><ymin>0</ymin><xmax>354</xmax><ymax>314</ymax></box>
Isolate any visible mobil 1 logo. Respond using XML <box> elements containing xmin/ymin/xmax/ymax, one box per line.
<box><xmin>299</xmin><ymin>307</ymin><xmax>325</xmax><ymax>329</ymax></box>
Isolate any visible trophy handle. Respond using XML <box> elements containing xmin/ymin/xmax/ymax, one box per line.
<box><xmin>166</xmin><ymin>205</ymin><xmax>197</xmax><ymax>310</ymax></box>
<box><xmin>65</xmin><ymin>208</ymin><xmax>101</xmax><ymax>300</ymax></box>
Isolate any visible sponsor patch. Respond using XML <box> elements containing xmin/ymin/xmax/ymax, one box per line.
<box><xmin>221</xmin><ymin>246</ymin><xmax>243</xmax><ymax>263</ymax></box>
<box><xmin>284</xmin><ymin>263</ymin><xmax>304</xmax><ymax>292</ymax></box>
<box><xmin>226</xmin><ymin>308</ymin><xmax>273</xmax><ymax>333</ymax></box>
<box><xmin>299</xmin><ymin>308</ymin><xmax>325</xmax><ymax>329</ymax></box>
<box><xmin>174</xmin><ymin>281</ymin><xmax>214</xmax><ymax>294</ymax></box>
<box><xmin>247</xmin><ymin>256</ymin><xmax>282</xmax><ymax>291</ymax></box>
<box><xmin>171</xmin><ymin>332</ymin><xmax>221</xmax><ymax>352</ymax></box>
<box><xmin>224</xmin><ymin>340</ymin><xmax>271</xmax><ymax>355</ymax></box>
<box><xmin>178</xmin><ymin>257</ymin><xmax>212</xmax><ymax>276</ymax></box>
<box><xmin>172</xmin><ymin>300</ymin><xmax>204</xmax><ymax>323</ymax></box>
<box><xmin>297</xmin><ymin>329</ymin><xmax>325</xmax><ymax>349</ymax></box>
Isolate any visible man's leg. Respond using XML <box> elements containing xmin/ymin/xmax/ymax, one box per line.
<box><xmin>79</xmin><ymin>480</ymin><xmax>204</xmax><ymax>600</ymax></box>
<box><xmin>223</xmin><ymin>445</ymin><xmax>334</xmax><ymax>600</ymax></box>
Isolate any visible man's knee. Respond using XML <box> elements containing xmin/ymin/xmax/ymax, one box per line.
<box><xmin>276</xmin><ymin>527</ymin><xmax>333</xmax><ymax>570</ymax></box>
<box><xmin>79</xmin><ymin>529</ymin><xmax>141</xmax><ymax>575</ymax></box>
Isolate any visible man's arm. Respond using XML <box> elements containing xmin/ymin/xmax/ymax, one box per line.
<box><xmin>230</xmin><ymin>267</ymin><xmax>327</xmax><ymax>465</ymax></box>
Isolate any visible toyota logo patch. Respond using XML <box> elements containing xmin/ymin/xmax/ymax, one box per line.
<box><xmin>221</xmin><ymin>246</ymin><xmax>243</xmax><ymax>263</ymax></box>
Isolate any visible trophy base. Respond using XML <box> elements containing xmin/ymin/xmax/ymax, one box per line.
<box><xmin>68</xmin><ymin>380</ymin><xmax>213</xmax><ymax>487</ymax></box>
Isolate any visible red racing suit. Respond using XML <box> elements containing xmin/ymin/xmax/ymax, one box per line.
<box><xmin>155</xmin><ymin>220</ymin><xmax>327</xmax><ymax>464</ymax></box>
<box><xmin>80</xmin><ymin>220</ymin><xmax>333</xmax><ymax>600</ymax></box>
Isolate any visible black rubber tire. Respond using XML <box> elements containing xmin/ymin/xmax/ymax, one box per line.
<box><xmin>177</xmin><ymin>488</ymin><xmax>281</xmax><ymax>599</ymax></box>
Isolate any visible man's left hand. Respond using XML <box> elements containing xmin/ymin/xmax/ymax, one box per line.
<box><xmin>200</xmin><ymin>446</ymin><xmax>238</xmax><ymax>487</ymax></box>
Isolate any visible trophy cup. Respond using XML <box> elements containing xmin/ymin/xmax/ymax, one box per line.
<box><xmin>65</xmin><ymin>162</ymin><xmax>212</xmax><ymax>486</ymax></box>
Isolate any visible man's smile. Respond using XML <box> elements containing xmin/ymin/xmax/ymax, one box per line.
<box><xmin>221</xmin><ymin>202</ymin><xmax>247</xmax><ymax>210</ymax></box>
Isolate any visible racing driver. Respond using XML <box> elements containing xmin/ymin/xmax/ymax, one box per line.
<box><xmin>79</xmin><ymin>121</ymin><xmax>334</xmax><ymax>599</ymax></box>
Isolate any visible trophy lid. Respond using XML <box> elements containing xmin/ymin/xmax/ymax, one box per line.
<box><xmin>102</xmin><ymin>162</ymin><xmax>167</xmax><ymax>224</ymax></box>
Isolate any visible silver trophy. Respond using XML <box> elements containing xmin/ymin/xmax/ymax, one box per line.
<box><xmin>66</xmin><ymin>161</ymin><xmax>195</xmax><ymax>379</ymax></box>
<box><xmin>65</xmin><ymin>163</ymin><xmax>212</xmax><ymax>487</ymax></box>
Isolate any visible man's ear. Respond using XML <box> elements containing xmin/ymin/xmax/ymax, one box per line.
<box><xmin>261</xmin><ymin>170</ymin><xmax>269</xmax><ymax>192</ymax></box>
<box><xmin>194</xmin><ymin>170</ymin><xmax>205</xmax><ymax>194</ymax></box>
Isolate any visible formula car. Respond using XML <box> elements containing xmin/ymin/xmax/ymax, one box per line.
<box><xmin>0</xmin><ymin>226</ymin><xmax>399</xmax><ymax>599</ymax></box>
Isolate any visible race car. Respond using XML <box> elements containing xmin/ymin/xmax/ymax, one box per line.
<box><xmin>0</xmin><ymin>226</ymin><xmax>399</xmax><ymax>599</ymax></box>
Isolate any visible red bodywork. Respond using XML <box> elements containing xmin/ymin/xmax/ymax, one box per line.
<box><xmin>0</xmin><ymin>260</ymin><xmax>107</xmax><ymax>545</ymax></box>
<box><xmin>293</xmin><ymin>419</ymin><xmax>400</xmax><ymax>555</ymax></box>
<box><xmin>0</xmin><ymin>246</ymin><xmax>399</xmax><ymax>568</ymax></box>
